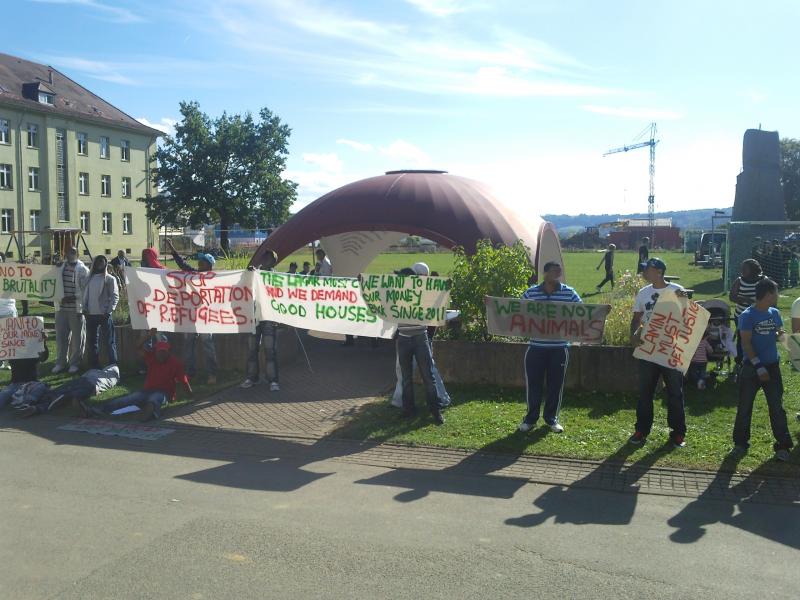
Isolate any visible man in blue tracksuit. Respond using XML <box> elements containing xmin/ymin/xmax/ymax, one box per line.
<box><xmin>518</xmin><ymin>261</ymin><xmax>581</xmax><ymax>434</ymax></box>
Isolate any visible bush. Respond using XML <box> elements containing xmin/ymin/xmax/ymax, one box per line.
<box><xmin>601</xmin><ymin>269</ymin><xmax>642</xmax><ymax>346</ymax></box>
<box><xmin>448</xmin><ymin>239</ymin><xmax>532</xmax><ymax>341</ymax></box>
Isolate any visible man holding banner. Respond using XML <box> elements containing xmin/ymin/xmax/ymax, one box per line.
<box><xmin>517</xmin><ymin>261</ymin><xmax>581</xmax><ymax>434</ymax></box>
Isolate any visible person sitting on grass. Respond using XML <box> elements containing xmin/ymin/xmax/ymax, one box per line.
<box><xmin>687</xmin><ymin>331</ymin><xmax>713</xmax><ymax>391</ymax></box>
<box><xmin>732</xmin><ymin>277</ymin><xmax>793</xmax><ymax>461</ymax></box>
<box><xmin>1</xmin><ymin>329</ymin><xmax>49</xmax><ymax>412</ymax></box>
<box><xmin>15</xmin><ymin>364</ymin><xmax>120</xmax><ymax>418</ymax></box>
<box><xmin>81</xmin><ymin>329</ymin><xmax>192</xmax><ymax>422</ymax></box>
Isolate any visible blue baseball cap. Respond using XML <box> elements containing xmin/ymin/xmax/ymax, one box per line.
<box><xmin>640</xmin><ymin>257</ymin><xmax>666</xmax><ymax>273</ymax></box>
<box><xmin>196</xmin><ymin>253</ymin><xmax>216</xmax><ymax>266</ymax></box>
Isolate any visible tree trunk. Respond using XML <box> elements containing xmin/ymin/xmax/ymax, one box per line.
<box><xmin>220</xmin><ymin>216</ymin><xmax>230</xmax><ymax>252</ymax></box>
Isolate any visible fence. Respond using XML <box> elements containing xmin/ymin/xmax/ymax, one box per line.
<box><xmin>726</xmin><ymin>221</ymin><xmax>800</xmax><ymax>290</ymax></box>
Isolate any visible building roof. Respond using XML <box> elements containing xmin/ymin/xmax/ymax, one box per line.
<box><xmin>0</xmin><ymin>52</ymin><xmax>161</xmax><ymax>136</ymax></box>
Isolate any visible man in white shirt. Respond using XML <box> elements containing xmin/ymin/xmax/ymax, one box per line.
<box><xmin>629</xmin><ymin>257</ymin><xmax>688</xmax><ymax>448</ymax></box>
<box><xmin>315</xmin><ymin>249</ymin><xmax>333</xmax><ymax>276</ymax></box>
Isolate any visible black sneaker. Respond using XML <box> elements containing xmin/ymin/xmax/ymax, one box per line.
<box><xmin>431</xmin><ymin>409</ymin><xmax>445</xmax><ymax>426</ymax></box>
<box><xmin>628</xmin><ymin>431</ymin><xmax>647</xmax><ymax>445</ymax></box>
<box><xmin>15</xmin><ymin>404</ymin><xmax>36</xmax><ymax>418</ymax></box>
<box><xmin>138</xmin><ymin>403</ymin><xmax>156</xmax><ymax>422</ymax></box>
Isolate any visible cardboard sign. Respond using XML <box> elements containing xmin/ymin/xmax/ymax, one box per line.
<box><xmin>633</xmin><ymin>288</ymin><xmax>710</xmax><ymax>373</ymax></box>
<box><xmin>485</xmin><ymin>297</ymin><xmax>611</xmax><ymax>344</ymax></box>
<box><xmin>786</xmin><ymin>334</ymin><xmax>800</xmax><ymax>370</ymax></box>
<box><xmin>0</xmin><ymin>264</ymin><xmax>58</xmax><ymax>301</ymax></box>
<box><xmin>254</xmin><ymin>271</ymin><xmax>396</xmax><ymax>339</ymax></box>
<box><xmin>125</xmin><ymin>267</ymin><xmax>256</xmax><ymax>334</ymax></box>
<box><xmin>0</xmin><ymin>316</ymin><xmax>45</xmax><ymax>359</ymax></box>
<box><xmin>359</xmin><ymin>273</ymin><xmax>452</xmax><ymax>325</ymax></box>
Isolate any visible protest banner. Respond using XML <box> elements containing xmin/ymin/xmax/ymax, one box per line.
<box><xmin>125</xmin><ymin>267</ymin><xmax>256</xmax><ymax>334</ymax></box>
<box><xmin>254</xmin><ymin>271</ymin><xmax>396</xmax><ymax>338</ymax></box>
<box><xmin>485</xmin><ymin>296</ymin><xmax>611</xmax><ymax>344</ymax></box>
<box><xmin>359</xmin><ymin>273</ymin><xmax>452</xmax><ymax>326</ymax></box>
<box><xmin>633</xmin><ymin>288</ymin><xmax>710</xmax><ymax>373</ymax></box>
<box><xmin>0</xmin><ymin>263</ymin><xmax>58</xmax><ymax>301</ymax></box>
<box><xmin>0</xmin><ymin>316</ymin><xmax>45</xmax><ymax>360</ymax></box>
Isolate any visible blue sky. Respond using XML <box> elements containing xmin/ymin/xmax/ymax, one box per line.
<box><xmin>9</xmin><ymin>0</ymin><xmax>800</xmax><ymax>216</ymax></box>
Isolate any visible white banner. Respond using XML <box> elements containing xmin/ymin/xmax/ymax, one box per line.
<box><xmin>0</xmin><ymin>264</ymin><xmax>58</xmax><ymax>301</ymax></box>
<box><xmin>254</xmin><ymin>271</ymin><xmax>396</xmax><ymax>338</ymax></box>
<box><xmin>633</xmin><ymin>288</ymin><xmax>710</xmax><ymax>374</ymax></box>
<box><xmin>0</xmin><ymin>316</ymin><xmax>45</xmax><ymax>360</ymax></box>
<box><xmin>359</xmin><ymin>273</ymin><xmax>452</xmax><ymax>326</ymax></box>
<box><xmin>125</xmin><ymin>267</ymin><xmax>256</xmax><ymax>334</ymax></box>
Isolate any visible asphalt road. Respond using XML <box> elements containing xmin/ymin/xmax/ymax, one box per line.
<box><xmin>1</xmin><ymin>426</ymin><xmax>798</xmax><ymax>600</ymax></box>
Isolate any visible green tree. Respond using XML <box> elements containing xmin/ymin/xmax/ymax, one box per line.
<box><xmin>449</xmin><ymin>239</ymin><xmax>532</xmax><ymax>341</ymax></box>
<box><xmin>143</xmin><ymin>101</ymin><xmax>297</xmax><ymax>250</ymax></box>
<box><xmin>780</xmin><ymin>138</ymin><xmax>800</xmax><ymax>220</ymax></box>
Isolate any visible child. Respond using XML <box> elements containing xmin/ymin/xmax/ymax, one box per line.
<box><xmin>687</xmin><ymin>331</ymin><xmax>713</xmax><ymax>390</ymax></box>
<box><xmin>732</xmin><ymin>278</ymin><xmax>793</xmax><ymax>460</ymax></box>
<box><xmin>729</xmin><ymin>259</ymin><xmax>764</xmax><ymax>363</ymax></box>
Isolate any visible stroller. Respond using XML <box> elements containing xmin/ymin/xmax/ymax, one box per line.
<box><xmin>698</xmin><ymin>299</ymin><xmax>737</xmax><ymax>377</ymax></box>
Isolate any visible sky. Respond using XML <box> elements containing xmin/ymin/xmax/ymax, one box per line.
<box><xmin>7</xmin><ymin>0</ymin><xmax>800</xmax><ymax>217</ymax></box>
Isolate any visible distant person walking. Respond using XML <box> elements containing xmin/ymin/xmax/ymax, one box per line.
<box><xmin>595</xmin><ymin>243</ymin><xmax>616</xmax><ymax>290</ymax></box>
<box><xmin>52</xmin><ymin>247</ymin><xmax>89</xmax><ymax>374</ymax></box>
<box><xmin>636</xmin><ymin>237</ymin><xmax>650</xmax><ymax>274</ymax></box>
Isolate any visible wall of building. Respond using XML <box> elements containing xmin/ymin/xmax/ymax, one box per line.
<box><xmin>607</xmin><ymin>226</ymin><xmax>682</xmax><ymax>250</ymax></box>
<box><xmin>0</xmin><ymin>103</ymin><xmax>156</xmax><ymax>261</ymax></box>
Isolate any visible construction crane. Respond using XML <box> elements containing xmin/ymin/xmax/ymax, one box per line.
<box><xmin>604</xmin><ymin>122</ymin><xmax>658</xmax><ymax>243</ymax></box>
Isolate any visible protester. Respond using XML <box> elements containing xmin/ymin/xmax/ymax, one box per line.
<box><xmin>0</xmin><ymin>330</ymin><xmax>49</xmax><ymax>411</ymax></box>
<box><xmin>166</xmin><ymin>239</ymin><xmax>218</xmax><ymax>385</ymax></box>
<box><xmin>300</xmin><ymin>261</ymin><xmax>312</xmax><ymax>276</ymax></box>
<box><xmin>629</xmin><ymin>257</ymin><xmax>687</xmax><ymax>447</ymax></box>
<box><xmin>15</xmin><ymin>364</ymin><xmax>120</xmax><ymax>417</ymax></box>
<box><xmin>51</xmin><ymin>247</ymin><xmax>89</xmax><ymax>374</ymax></box>
<box><xmin>141</xmin><ymin>247</ymin><xmax>167</xmax><ymax>269</ymax></box>
<box><xmin>729</xmin><ymin>259</ymin><xmax>764</xmax><ymax>364</ymax></box>
<box><xmin>288</xmin><ymin>262</ymin><xmax>298</xmax><ymax>274</ymax></box>
<box><xmin>687</xmin><ymin>331</ymin><xmax>713</xmax><ymax>390</ymax></box>
<box><xmin>82</xmin><ymin>329</ymin><xmax>191</xmax><ymax>422</ymax></box>
<box><xmin>315</xmin><ymin>248</ymin><xmax>333</xmax><ymax>276</ymax></box>
<box><xmin>517</xmin><ymin>261</ymin><xmax>580</xmax><ymax>434</ymax></box>
<box><xmin>636</xmin><ymin>237</ymin><xmax>650</xmax><ymax>273</ymax></box>
<box><xmin>395</xmin><ymin>266</ymin><xmax>447</xmax><ymax>425</ymax></box>
<box><xmin>83</xmin><ymin>255</ymin><xmax>119</xmax><ymax>369</ymax></box>
<box><xmin>241</xmin><ymin>251</ymin><xmax>280</xmax><ymax>391</ymax></box>
<box><xmin>732</xmin><ymin>278</ymin><xmax>793</xmax><ymax>460</ymax></box>
<box><xmin>595</xmin><ymin>243</ymin><xmax>616</xmax><ymax>291</ymax></box>
<box><xmin>0</xmin><ymin>296</ymin><xmax>17</xmax><ymax>370</ymax></box>
<box><xmin>110</xmin><ymin>250</ymin><xmax>131</xmax><ymax>269</ymax></box>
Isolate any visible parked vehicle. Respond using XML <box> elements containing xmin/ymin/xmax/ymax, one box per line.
<box><xmin>694</xmin><ymin>231</ymin><xmax>727</xmax><ymax>265</ymax></box>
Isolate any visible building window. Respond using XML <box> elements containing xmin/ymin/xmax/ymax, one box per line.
<box><xmin>101</xmin><ymin>175</ymin><xmax>111</xmax><ymax>197</ymax></box>
<box><xmin>1</xmin><ymin>209</ymin><xmax>13</xmax><ymax>233</ymax></box>
<box><xmin>122</xmin><ymin>213</ymin><xmax>132</xmax><ymax>234</ymax></box>
<box><xmin>28</xmin><ymin>167</ymin><xmax>39</xmax><ymax>191</ymax></box>
<box><xmin>38</xmin><ymin>91</ymin><xmax>54</xmax><ymax>105</ymax></box>
<box><xmin>121</xmin><ymin>177</ymin><xmax>131</xmax><ymax>198</ymax></box>
<box><xmin>99</xmin><ymin>136</ymin><xmax>109</xmax><ymax>159</ymax></box>
<box><xmin>80</xmin><ymin>211</ymin><xmax>90</xmax><ymax>234</ymax></box>
<box><xmin>102</xmin><ymin>212</ymin><xmax>111</xmax><ymax>234</ymax></box>
<box><xmin>77</xmin><ymin>132</ymin><xmax>87</xmax><ymax>155</ymax></box>
<box><xmin>0</xmin><ymin>119</ymin><xmax>8</xmax><ymax>144</ymax></box>
<box><xmin>30</xmin><ymin>210</ymin><xmax>40</xmax><ymax>231</ymax></box>
<box><xmin>120</xmin><ymin>139</ymin><xmax>130</xmax><ymax>161</ymax></box>
<box><xmin>0</xmin><ymin>164</ymin><xmax>12</xmax><ymax>189</ymax></box>
<box><xmin>27</xmin><ymin>124</ymin><xmax>38</xmax><ymax>148</ymax></box>
<box><xmin>79</xmin><ymin>172</ymin><xmax>89</xmax><ymax>195</ymax></box>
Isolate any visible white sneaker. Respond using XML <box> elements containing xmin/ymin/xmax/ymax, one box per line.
<box><xmin>68</xmin><ymin>365</ymin><xmax>80</xmax><ymax>374</ymax></box>
<box><xmin>51</xmin><ymin>365</ymin><xmax>65</xmax><ymax>374</ymax></box>
<box><xmin>240</xmin><ymin>378</ymin><xmax>257</xmax><ymax>389</ymax></box>
<box><xmin>549</xmin><ymin>422</ymin><xmax>565</xmax><ymax>433</ymax></box>
<box><xmin>270</xmin><ymin>382</ymin><xmax>280</xmax><ymax>392</ymax></box>
<box><xmin>518</xmin><ymin>421</ymin><xmax>534</xmax><ymax>433</ymax></box>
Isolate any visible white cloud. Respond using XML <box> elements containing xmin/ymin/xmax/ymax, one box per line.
<box><xmin>582</xmin><ymin>105</ymin><xmax>684</xmax><ymax>120</ymax></box>
<box><xmin>336</xmin><ymin>138</ymin><xmax>374</xmax><ymax>152</ymax></box>
<box><xmin>379</xmin><ymin>140</ymin><xmax>430</xmax><ymax>168</ymax></box>
<box><xmin>48</xmin><ymin>56</ymin><xmax>137</xmax><ymax>85</ymax></box>
<box><xmin>302</xmin><ymin>152</ymin><xmax>344</xmax><ymax>173</ymax></box>
<box><xmin>28</xmin><ymin>0</ymin><xmax>144</xmax><ymax>23</ymax></box>
<box><xmin>739</xmin><ymin>90</ymin><xmax>767</xmax><ymax>104</ymax></box>
<box><xmin>136</xmin><ymin>117</ymin><xmax>177</xmax><ymax>136</ymax></box>
<box><xmin>405</xmin><ymin>0</ymin><xmax>468</xmax><ymax>17</ymax></box>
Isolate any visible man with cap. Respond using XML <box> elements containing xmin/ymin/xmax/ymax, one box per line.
<box><xmin>166</xmin><ymin>239</ymin><xmax>219</xmax><ymax>385</ymax></box>
<box><xmin>82</xmin><ymin>328</ymin><xmax>191</xmax><ymax>422</ymax></box>
<box><xmin>518</xmin><ymin>261</ymin><xmax>581</xmax><ymax>434</ymax></box>
<box><xmin>629</xmin><ymin>257</ymin><xmax>688</xmax><ymax>448</ymax></box>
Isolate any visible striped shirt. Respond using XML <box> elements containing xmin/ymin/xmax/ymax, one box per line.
<box><xmin>61</xmin><ymin>262</ymin><xmax>76</xmax><ymax>309</ymax></box>
<box><xmin>734</xmin><ymin>277</ymin><xmax>761</xmax><ymax>318</ymax></box>
<box><xmin>521</xmin><ymin>282</ymin><xmax>582</xmax><ymax>347</ymax></box>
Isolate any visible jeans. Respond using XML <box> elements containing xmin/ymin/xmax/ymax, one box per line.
<box><xmin>0</xmin><ymin>382</ymin><xmax>48</xmax><ymax>409</ymax></box>
<box><xmin>636</xmin><ymin>359</ymin><xmax>686</xmax><ymax>437</ymax></box>
<box><xmin>0</xmin><ymin>382</ymin><xmax>22</xmax><ymax>409</ymax></box>
<box><xmin>524</xmin><ymin>345</ymin><xmax>569</xmax><ymax>425</ymax></box>
<box><xmin>86</xmin><ymin>314</ymin><xmax>117</xmax><ymax>368</ymax></box>
<box><xmin>96</xmin><ymin>390</ymin><xmax>168</xmax><ymax>420</ymax></box>
<box><xmin>55</xmin><ymin>310</ymin><xmax>85</xmax><ymax>369</ymax></box>
<box><xmin>183</xmin><ymin>333</ymin><xmax>217</xmax><ymax>376</ymax></box>
<box><xmin>397</xmin><ymin>332</ymin><xmax>445</xmax><ymax>413</ymax></box>
<box><xmin>246</xmin><ymin>322</ymin><xmax>278</xmax><ymax>383</ymax></box>
<box><xmin>391</xmin><ymin>345</ymin><xmax>451</xmax><ymax>408</ymax></box>
<box><xmin>733</xmin><ymin>363</ymin><xmax>793</xmax><ymax>450</ymax></box>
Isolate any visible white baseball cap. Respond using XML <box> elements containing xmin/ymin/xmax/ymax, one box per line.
<box><xmin>411</xmin><ymin>262</ymin><xmax>430</xmax><ymax>276</ymax></box>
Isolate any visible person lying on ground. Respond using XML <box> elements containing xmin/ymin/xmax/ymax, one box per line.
<box><xmin>81</xmin><ymin>329</ymin><xmax>192</xmax><ymax>422</ymax></box>
<box><xmin>15</xmin><ymin>364</ymin><xmax>120</xmax><ymax>418</ymax></box>
<box><xmin>2</xmin><ymin>330</ymin><xmax>49</xmax><ymax>412</ymax></box>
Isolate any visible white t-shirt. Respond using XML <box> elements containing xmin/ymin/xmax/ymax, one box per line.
<box><xmin>317</xmin><ymin>257</ymin><xmax>333</xmax><ymax>276</ymax></box>
<box><xmin>633</xmin><ymin>282</ymin><xmax>685</xmax><ymax>324</ymax></box>
<box><xmin>791</xmin><ymin>297</ymin><xmax>800</xmax><ymax>319</ymax></box>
